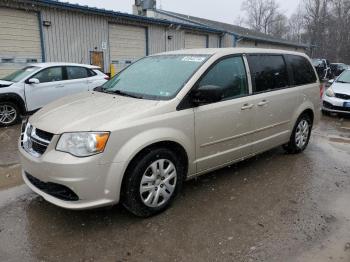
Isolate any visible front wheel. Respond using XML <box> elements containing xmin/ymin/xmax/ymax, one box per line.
<box><xmin>0</xmin><ymin>102</ymin><xmax>21</xmax><ymax>127</ymax></box>
<box><xmin>122</xmin><ymin>148</ymin><xmax>185</xmax><ymax>217</ymax></box>
<box><xmin>283</xmin><ymin>114</ymin><xmax>312</xmax><ymax>154</ymax></box>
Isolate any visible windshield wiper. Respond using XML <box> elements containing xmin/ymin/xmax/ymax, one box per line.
<box><xmin>336</xmin><ymin>80</ymin><xmax>350</xmax><ymax>84</ymax></box>
<box><xmin>111</xmin><ymin>90</ymin><xmax>144</xmax><ymax>99</ymax></box>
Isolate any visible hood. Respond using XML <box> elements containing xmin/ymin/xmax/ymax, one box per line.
<box><xmin>0</xmin><ymin>80</ymin><xmax>14</xmax><ymax>88</ymax></box>
<box><xmin>332</xmin><ymin>82</ymin><xmax>350</xmax><ymax>95</ymax></box>
<box><xmin>29</xmin><ymin>92</ymin><xmax>161</xmax><ymax>134</ymax></box>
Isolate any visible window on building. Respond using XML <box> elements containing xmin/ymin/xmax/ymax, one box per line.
<box><xmin>196</xmin><ymin>56</ymin><xmax>248</xmax><ymax>102</ymax></box>
<box><xmin>286</xmin><ymin>55</ymin><xmax>317</xmax><ymax>85</ymax></box>
<box><xmin>248</xmin><ymin>55</ymin><xmax>289</xmax><ymax>93</ymax></box>
<box><xmin>33</xmin><ymin>67</ymin><xmax>63</xmax><ymax>83</ymax></box>
<box><xmin>66</xmin><ymin>67</ymin><xmax>90</xmax><ymax>80</ymax></box>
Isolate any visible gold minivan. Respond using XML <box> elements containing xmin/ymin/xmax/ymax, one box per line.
<box><xmin>19</xmin><ymin>48</ymin><xmax>320</xmax><ymax>217</ymax></box>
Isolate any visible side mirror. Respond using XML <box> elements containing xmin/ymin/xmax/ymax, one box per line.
<box><xmin>328</xmin><ymin>79</ymin><xmax>334</xmax><ymax>84</ymax></box>
<box><xmin>191</xmin><ymin>85</ymin><xmax>224</xmax><ymax>106</ymax></box>
<box><xmin>27</xmin><ymin>78</ymin><xmax>40</xmax><ymax>84</ymax></box>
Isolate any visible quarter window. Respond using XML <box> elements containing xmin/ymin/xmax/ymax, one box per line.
<box><xmin>248</xmin><ymin>55</ymin><xmax>288</xmax><ymax>93</ymax></box>
<box><xmin>66</xmin><ymin>67</ymin><xmax>90</xmax><ymax>80</ymax></box>
<box><xmin>197</xmin><ymin>56</ymin><xmax>248</xmax><ymax>102</ymax></box>
<box><xmin>33</xmin><ymin>67</ymin><xmax>63</xmax><ymax>83</ymax></box>
<box><xmin>286</xmin><ymin>55</ymin><xmax>317</xmax><ymax>85</ymax></box>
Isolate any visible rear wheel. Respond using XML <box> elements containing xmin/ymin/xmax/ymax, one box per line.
<box><xmin>283</xmin><ymin>114</ymin><xmax>312</xmax><ymax>154</ymax></box>
<box><xmin>122</xmin><ymin>148</ymin><xmax>185</xmax><ymax>217</ymax></box>
<box><xmin>0</xmin><ymin>102</ymin><xmax>20</xmax><ymax>127</ymax></box>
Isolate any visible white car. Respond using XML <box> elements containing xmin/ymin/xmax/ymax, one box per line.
<box><xmin>0</xmin><ymin>63</ymin><xmax>109</xmax><ymax>127</ymax></box>
<box><xmin>323</xmin><ymin>69</ymin><xmax>350</xmax><ymax>114</ymax></box>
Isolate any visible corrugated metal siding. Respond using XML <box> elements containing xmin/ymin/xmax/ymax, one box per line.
<box><xmin>221</xmin><ymin>34</ymin><xmax>234</xmax><ymax>47</ymax></box>
<box><xmin>0</xmin><ymin>7</ymin><xmax>42</xmax><ymax>77</ymax></box>
<box><xmin>208</xmin><ymin>34</ymin><xmax>220</xmax><ymax>48</ymax></box>
<box><xmin>40</xmin><ymin>8</ymin><xmax>109</xmax><ymax>70</ymax></box>
<box><xmin>166</xmin><ymin>29</ymin><xmax>184</xmax><ymax>51</ymax></box>
<box><xmin>148</xmin><ymin>25</ymin><xmax>166</xmax><ymax>54</ymax></box>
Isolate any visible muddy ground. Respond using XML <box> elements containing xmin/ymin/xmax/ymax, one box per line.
<box><xmin>0</xmin><ymin>115</ymin><xmax>349</xmax><ymax>262</ymax></box>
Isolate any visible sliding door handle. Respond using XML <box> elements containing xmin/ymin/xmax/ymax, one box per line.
<box><xmin>257</xmin><ymin>100</ymin><xmax>269</xmax><ymax>106</ymax></box>
<box><xmin>241</xmin><ymin>104</ymin><xmax>254</xmax><ymax>110</ymax></box>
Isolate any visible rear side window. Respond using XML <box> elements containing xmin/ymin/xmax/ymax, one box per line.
<box><xmin>197</xmin><ymin>56</ymin><xmax>248</xmax><ymax>101</ymax></box>
<box><xmin>286</xmin><ymin>55</ymin><xmax>317</xmax><ymax>85</ymax></box>
<box><xmin>248</xmin><ymin>55</ymin><xmax>288</xmax><ymax>93</ymax></box>
<box><xmin>66</xmin><ymin>67</ymin><xmax>90</xmax><ymax>80</ymax></box>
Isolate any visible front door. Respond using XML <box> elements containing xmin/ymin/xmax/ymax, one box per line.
<box><xmin>90</xmin><ymin>51</ymin><xmax>104</xmax><ymax>72</ymax></box>
<box><xmin>24</xmin><ymin>66</ymin><xmax>65</xmax><ymax>111</ymax></box>
<box><xmin>194</xmin><ymin>56</ymin><xmax>255</xmax><ymax>173</ymax></box>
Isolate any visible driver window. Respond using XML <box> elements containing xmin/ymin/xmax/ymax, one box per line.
<box><xmin>197</xmin><ymin>56</ymin><xmax>248</xmax><ymax>102</ymax></box>
<box><xmin>33</xmin><ymin>67</ymin><xmax>63</xmax><ymax>83</ymax></box>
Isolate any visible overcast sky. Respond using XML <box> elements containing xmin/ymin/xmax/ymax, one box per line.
<box><xmin>67</xmin><ymin>0</ymin><xmax>301</xmax><ymax>24</ymax></box>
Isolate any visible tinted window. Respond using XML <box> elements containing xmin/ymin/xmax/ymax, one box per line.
<box><xmin>248</xmin><ymin>55</ymin><xmax>288</xmax><ymax>93</ymax></box>
<box><xmin>197</xmin><ymin>56</ymin><xmax>248</xmax><ymax>101</ymax></box>
<box><xmin>33</xmin><ymin>67</ymin><xmax>63</xmax><ymax>83</ymax></box>
<box><xmin>287</xmin><ymin>55</ymin><xmax>317</xmax><ymax>85</ymax></box>
<box><xmin>67</xmin><ymin>67</ymin><xmax>90</xmax><ymax>80</ymax></box>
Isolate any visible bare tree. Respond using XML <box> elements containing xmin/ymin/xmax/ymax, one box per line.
<box><xmin>241</xmin><ymin>0</ymin><xmax>281</xmax><ymax>34</ymax></box>
<box><xmin>287</xmin><ymin>5</ymin><xmax>305</xmax><ymax>43</ymax></box>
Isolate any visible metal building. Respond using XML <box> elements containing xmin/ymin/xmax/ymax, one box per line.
<box><xmin>0</xmin><ymin>0</ymin><xmax>223</xmax><ymax>77</ymax></box>
<box><xmin>0</xmin><ymin>0</ymin><xmax>309</xmax><ymax>78</ymax></box>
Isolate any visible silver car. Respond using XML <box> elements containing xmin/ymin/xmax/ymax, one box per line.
<box><xmin>19</xmin><ymin>48</ymin><xmax>320</xmax><ymax>217</ymax></box>
<box><xmin>323</xmin><ymin>70</ymin><xmax>350</xmax><ymax>114</ymax></box>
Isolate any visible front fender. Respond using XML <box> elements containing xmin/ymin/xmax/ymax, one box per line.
<box><xmin>112</xmin><ymin>127</ymin><xmax>195</xmax><ymax>172</ymax></box>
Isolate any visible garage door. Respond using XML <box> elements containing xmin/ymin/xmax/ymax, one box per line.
<box><xmin>185</xmin><ymin>33</ymin><xmax>208</xmax><ymax>49</ymax></box>
<box><xmin>109</xmin><ymin>24</ymin><xmax>146</xmax><ymax>74</ymax></box>
<box><xmin>0</xmin><ymin>8</ymin><xmax>42</xmax><ymax>77</ymax></box>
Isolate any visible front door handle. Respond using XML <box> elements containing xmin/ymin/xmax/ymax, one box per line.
<box><xmin>55</xmin><ymin>84</ymin><xmax>64</xmax><ymax>88</ymax></box>
<box><xmin>241</xmin><ymin>103</ymin><xmax>254</xmax><ymax>110</ymax></box>
<box><xmin>257</xmin><ymin>100</ymin><xmax>269</xmax><ymax>107</ymax></box>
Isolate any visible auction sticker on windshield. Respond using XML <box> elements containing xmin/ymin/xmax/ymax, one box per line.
<box><xmin>182</xmin><ymin>56</ymin><xmax>207</xmax><ymax>62</ymax></box>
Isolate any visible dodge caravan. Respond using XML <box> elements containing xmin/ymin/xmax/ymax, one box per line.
<box><xmin>19</xmin><ymin>48</ymin><xmax>320</xmax><ymax>217</ymax></box>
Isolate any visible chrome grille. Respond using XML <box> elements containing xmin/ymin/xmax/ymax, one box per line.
<box><xmin>21</xmin><ymin>122</ymin><xmax>54</xmax><ymax>157</ymax></box>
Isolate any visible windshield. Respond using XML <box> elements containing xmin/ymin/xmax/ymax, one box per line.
<box><xmin>101</xmin><ymin>55</ymin><xmax>209</xmax><ymax>100</ymax></box>
<box><xmin>1</xmin><ymin>66</ymin><xmax>39</xmax><ymax>82</ymax></box>
<box><xmin>336</xmin><ymin>70</ymin><xmax>350</xmax><ymax>84</ymax></box>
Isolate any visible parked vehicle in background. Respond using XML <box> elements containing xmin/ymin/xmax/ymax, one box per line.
<box><xmin>312</xmin><ymin>58</ymin><xmax>330</xmax><ymax>80</ymax></box>
<box><xmin>323</xmin><ymin>69</ymin><xmax>350</xmax><ymax>115</ymax></box>
<box><xmin>19</xmin><ymin>48</ymin><xmax>320</xmax><ymax>217</ymax></box>
<box><xmin>0</xmin><ymin>63</ymin><xmax>108</xmax><ymax>127</ymax></box>
<box><xmin>329</xmin><ymin>63</ymin><xmax>348</xmax><ymax>79</ymax></box>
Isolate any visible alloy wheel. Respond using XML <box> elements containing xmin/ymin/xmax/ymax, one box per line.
<box><xmin>0</xmin><ymin>104</ymin><xmax>17</xmax><ymax>125</ymax></box>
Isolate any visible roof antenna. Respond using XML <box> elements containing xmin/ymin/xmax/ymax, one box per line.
<box><xmin>159</xmin><ymin>0</ymin><xmax>163</xmax><ymax>10</ymax></box>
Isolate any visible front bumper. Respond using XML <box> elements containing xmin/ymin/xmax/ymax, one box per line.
<box><xmin>19</xmin><ymin>141</ymin><xmax>126</xmax><ymax>210</ymax></box>
<box><xmin>322</xmin><ymin>95</ymin><xmax>350</xmax><ymax>114</ymax></box>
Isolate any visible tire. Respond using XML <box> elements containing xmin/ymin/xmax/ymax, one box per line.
<box><xmin>0</xmin><ymin>102</ymin><xmax>21</xmax><ymax>127</ymax></box>
<box><xmin>283</xmin><ymin>114</ymin><xmax>312</xmax><ymax>154</ymax></box>
<box><xmin>122</xmin><ymin>147</ymin><xmax>185</xmax><ymax>217</ymax></box>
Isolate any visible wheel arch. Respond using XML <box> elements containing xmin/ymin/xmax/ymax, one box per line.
<box><xmin>0</xmin><ymin>93</ymin><xmax>26</xmax><ymax>115</ymax></box>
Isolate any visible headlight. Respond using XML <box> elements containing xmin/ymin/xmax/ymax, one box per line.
<box><xmin>325</xmin><ymin>87</ymin><xmax>335</xmax><ymax>97</ymax></box>
<box><xmin>56</xmin><ymin>132</ymin><xmax>110</xmax><ymax>157</ymax></box>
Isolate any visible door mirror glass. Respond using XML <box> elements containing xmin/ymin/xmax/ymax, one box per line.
<box><xmin>27</xmin><ymin>78</ymin><xmax>40</xmax><ymax>84</ymax></box>
<box><xmin>191</xmin><ymin>85</ymin><xmax>224</xmax><ymax>105</ymax></box>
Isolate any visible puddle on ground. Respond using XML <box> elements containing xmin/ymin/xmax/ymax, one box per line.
<box><xmin>293</xmin><ymin>194</ymin><xmax>350</xmax><ymax>262</ymax></box>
